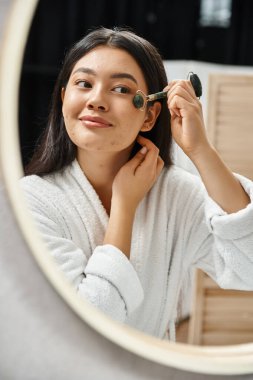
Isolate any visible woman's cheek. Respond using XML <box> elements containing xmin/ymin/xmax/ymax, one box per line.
<box><xmin>64</xmin><ymin>90</ymin><xmax>83</xmax><ymax>112</ymax></box>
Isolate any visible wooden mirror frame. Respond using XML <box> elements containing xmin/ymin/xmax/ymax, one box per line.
<box><xmin>1</xmin><ymin>0</ymin><xmax>253</xmax><ymax>375</ymax></box>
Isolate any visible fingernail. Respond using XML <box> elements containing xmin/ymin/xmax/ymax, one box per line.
<box><xmin>140</xmin><ymin>146</ymin><xmax>147</xmax><ymax>154</ymax></box>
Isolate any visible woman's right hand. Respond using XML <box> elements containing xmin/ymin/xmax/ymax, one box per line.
<box><xmin>111</xmin><ymin>135</ymin><xmax>164</xmax><ymax>213</ymax></box>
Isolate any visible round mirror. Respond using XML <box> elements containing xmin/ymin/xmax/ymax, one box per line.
<box><xmin>1</xmin><ymin>0</ymin><xmax>253</xmax><ymax>376</ymax></box>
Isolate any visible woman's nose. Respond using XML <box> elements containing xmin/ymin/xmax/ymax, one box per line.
<box><xmin>86</xmin><ymin>90</ymin><xmax>108</xmax><ymax>112</ymax></box>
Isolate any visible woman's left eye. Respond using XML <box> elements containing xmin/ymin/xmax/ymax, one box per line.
<box><xmin>76</xmin><ymin>80</ymin><xmax>91</xmax><ymax>88</ymax></box>
<box><xmin>113</xmin><ymin>86</ymin><xmax>130</xmax><ymax>94</ymax></box>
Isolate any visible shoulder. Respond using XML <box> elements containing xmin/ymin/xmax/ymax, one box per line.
<box><xmin>19</xmin><ymin>163</ymin><xmax>74</xmax><ymax>207</ymax></box>
<box><xmin>20</xmin><ymin>160</ymin><xmax>79</xmax><ymax>191</ymax></box>
<box><xmin>20</xmin><ymin>172</ymin><xmax>61</xmax><ymax>199</ymax></box>
<box><xmin>159</xmin><ymin>164</ymin><xmax>203</xmax><ymax>192</ymax></box>
<box><xmin>20</xmin><ymin>173</ymin><xmax>51</xmax><ymax>190</ymax></box>
<box><xmin>148</xmin><ymin>164</ymin><xmax>206</xmax><ymax>213</ymax></box>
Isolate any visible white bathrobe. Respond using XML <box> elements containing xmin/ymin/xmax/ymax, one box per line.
<box><xmin>20</xmin><ymin>159</ymin><xmax>253</xmax><ymax>340</ymax></box>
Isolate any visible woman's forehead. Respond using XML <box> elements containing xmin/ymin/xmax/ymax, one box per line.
<box><xmin>71</xmin><ymin>46</ymin><xmax>145</xmax><ymax>80</ymax></box>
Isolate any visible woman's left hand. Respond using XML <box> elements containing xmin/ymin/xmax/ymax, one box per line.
<box><xmin>164</xmin><ymin>80</ymin><xmax>210</xmax><ymax>159</ymax></box>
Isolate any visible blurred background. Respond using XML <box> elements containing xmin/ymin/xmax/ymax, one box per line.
<box><xmin>19</xmin><ymin>0</ymin><xmax>253</xmax><ymax>168</ymax></box>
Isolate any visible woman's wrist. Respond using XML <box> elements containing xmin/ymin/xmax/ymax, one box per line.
<box><xmin>186</xmin><ymin>142</ymin><xmax>215</xmax><ymax>168</ymax></box>
<box><xmin>103</xmin><ymin>201</ymin><xmax>136</xmax><ymax>259</ymax></box>
<box><xmin>111</xmin><ymin>195</ymin><xmax>137</xmax><ymax>218</ymax></box>
<box><xmin>188</xmin><ymin>143</ymin><xmax>250</xmax><ymax>213</ymax></box>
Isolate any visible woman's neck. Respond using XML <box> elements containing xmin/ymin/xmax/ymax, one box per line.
<box><xmin>77</xmin><ymin>149</ymin><xmax>131</xmax><ymax>214</ymax></box>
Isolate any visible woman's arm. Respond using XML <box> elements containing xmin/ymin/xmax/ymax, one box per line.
<box><xmin>166</xmin><ymin>80</ymin><xmax>250</xmax><ymax>213</ymax></box>
<box><xmin>104</xmin><ymin>136</ymin><xmax>164</xmax><ymax>258</ymax></box>
<box><xmin>189</xmin><ymin>145</ymin><xmax>250</xmax><ymax>213</ymax></box>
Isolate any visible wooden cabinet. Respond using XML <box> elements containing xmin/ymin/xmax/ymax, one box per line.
<box><xmin>188</xmin><ymin>270</ymin><xmax>253</xmax><ymax>345</ymax></box>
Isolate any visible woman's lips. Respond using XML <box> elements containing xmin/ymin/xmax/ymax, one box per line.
<box><xmin>79</xmin><ymin>116</ymin><xmax>113</xmax><ymax>129</ymax></box>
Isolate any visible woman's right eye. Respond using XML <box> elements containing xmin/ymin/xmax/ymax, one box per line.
<box><xmin>76</xmin><ymin>80</ymin><xmax>92</xmax><ymax>88</ymax></box>
<box><xmin>113</xmin><ymin>86</ymin><xmax>130</xmax><ymax>94</ymax></box>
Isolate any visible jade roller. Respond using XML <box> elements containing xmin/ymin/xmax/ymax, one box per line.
<box><xmin>133</xmin><ymin>72</ymin><xmax>202</xmax><ymax>110</ymax></box>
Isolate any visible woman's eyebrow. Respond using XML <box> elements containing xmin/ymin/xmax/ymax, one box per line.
<box><xmin>72</xmin><ymin>67</ymin><xmax>95</xmax><ymax>76</ymax></box>
<box><xmin>110</xmin><ymin>73</ymin><xmax>137</xmax><ymax>84</ymax></box>
<box><xmin>72</xmin><ymin>67</ymin><xmax>137</xmax><ymax>84</ymax></box>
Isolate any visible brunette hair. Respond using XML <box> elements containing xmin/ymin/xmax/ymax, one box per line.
<box><xmin>25</xmin><ymin>27</ymin><xmax>173</xmax><ymax>176</ymax></box>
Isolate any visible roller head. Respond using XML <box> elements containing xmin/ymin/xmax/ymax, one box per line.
<box><xmin>189</xmin><ymin>73</ymin><xmax>202</xmax><ymax>98</ymax></box>
<box><xmin>133</xmin><ymin>90</ymin><xmax>146</xmax><ymax>110</ymax></box>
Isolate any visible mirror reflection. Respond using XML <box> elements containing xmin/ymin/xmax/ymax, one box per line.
<box><xmin>19</xmin><ymin>1</ymin><xmax>253</xmax><ymax>346</ymax></box>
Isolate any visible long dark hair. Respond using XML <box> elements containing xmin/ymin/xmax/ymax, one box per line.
<box><xmin>25</xmin><ymin>27</ymin><xmax>173</xmax><ymax>176</ymax></box>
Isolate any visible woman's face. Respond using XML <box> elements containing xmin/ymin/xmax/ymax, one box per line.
<box><xmin>61</xmin><ymin>45</ymin><xmax>160</xmax><ymax>155</ymax></box>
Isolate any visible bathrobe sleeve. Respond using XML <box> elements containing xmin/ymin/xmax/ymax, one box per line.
<box><xmin>19</xmin><ymin>179</ymin><xmax>144</xmax><ymax>323</ymax></box>
<box><xmin>187</xmin><ymin>173</ymin><xmax>253</xmax><ymax>290</ymax></box>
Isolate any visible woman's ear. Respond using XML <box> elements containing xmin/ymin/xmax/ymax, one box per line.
<box><xmin>61</xmin><ymin>87</ymin><xmax>65</xmax><ymax>103</ymax></box>
<box><xmin>140</xmin><ymin>101</ymin><xmax>162</xmax><ymax>132</ymax></box>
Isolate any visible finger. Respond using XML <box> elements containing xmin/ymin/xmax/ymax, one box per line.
<box><xmin>128</xmin><ymin>145</ymin><xmax>147</xmax><ymax>168</ymax></box>
<box><xmin>163</xmin><ymin>83</ymin><xmax>172</xmax><ymax>92</ymax></box>
<box><xmin>168</xmin><ymin>95</ymin><xmax>189</xmax><ymax>116</ymax></box>
<box><xmin>170</xmin><ymin>108</ymin><xmax>181</xmax><ymax>118</ymax></box>
<box><xmin>169</xmin><ymin>108</ymin><xmax>178</xmax><ymax>119</ymax></box>
<box><xmin>135</xmin><ymin>151</ymin><xmax>162</xmax><ymax>178</ymax></box>
<box><xmin>167</xmin><ymin>83</ymin><xmax>195</xmax><ymax>106</ymax></box>
<box><xmin>130</xmin><ymin>146</ymin><xmax>160</xmax><ymax>179</ymax></box>
<box><xmin>168</xmin><ymin>80</ymin><xmax>196</xmax><ymax>99</ymax></box>
<box><xmin>167</xmin><ymin>93</ymin><xmax>192</xmax><ymax>117</ymax></box>
<box><xmin>169</xmin><ymin>92</ymin><xmax>202</xmax><ymax>119</ymax></box>
<box><xmin>168</xmin><ymin>83</ymin><xmax>194</xmax><ymax>101</ymax></box>
<box><xmin>169</xmin><ymin>79</ymin><xmax>196</xmax><ymax>95</ymax></box>
<box><xmin>137</xmin><ymin>135</ymin><xmax>156</xmax><ymax>147</ymax></box>
<box><xmin>137</xmin><ymin>135</ymin><xmax>160</xmax><ymax>153</ymax></box>
<box><xmin>167</xmin><ymin>82</ymin><xmax>198</xmax><ymax>118</ymax></box>
<box><xmin>136</xmin><ymin>137</ymin><xmax>160</xmax><ymax>163</ymax></box>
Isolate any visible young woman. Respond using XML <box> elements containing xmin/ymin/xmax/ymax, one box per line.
<box><xmin>20</xmin><ymin>27</ymin><xmax>253</xmax><ymax>341</ymax></box>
